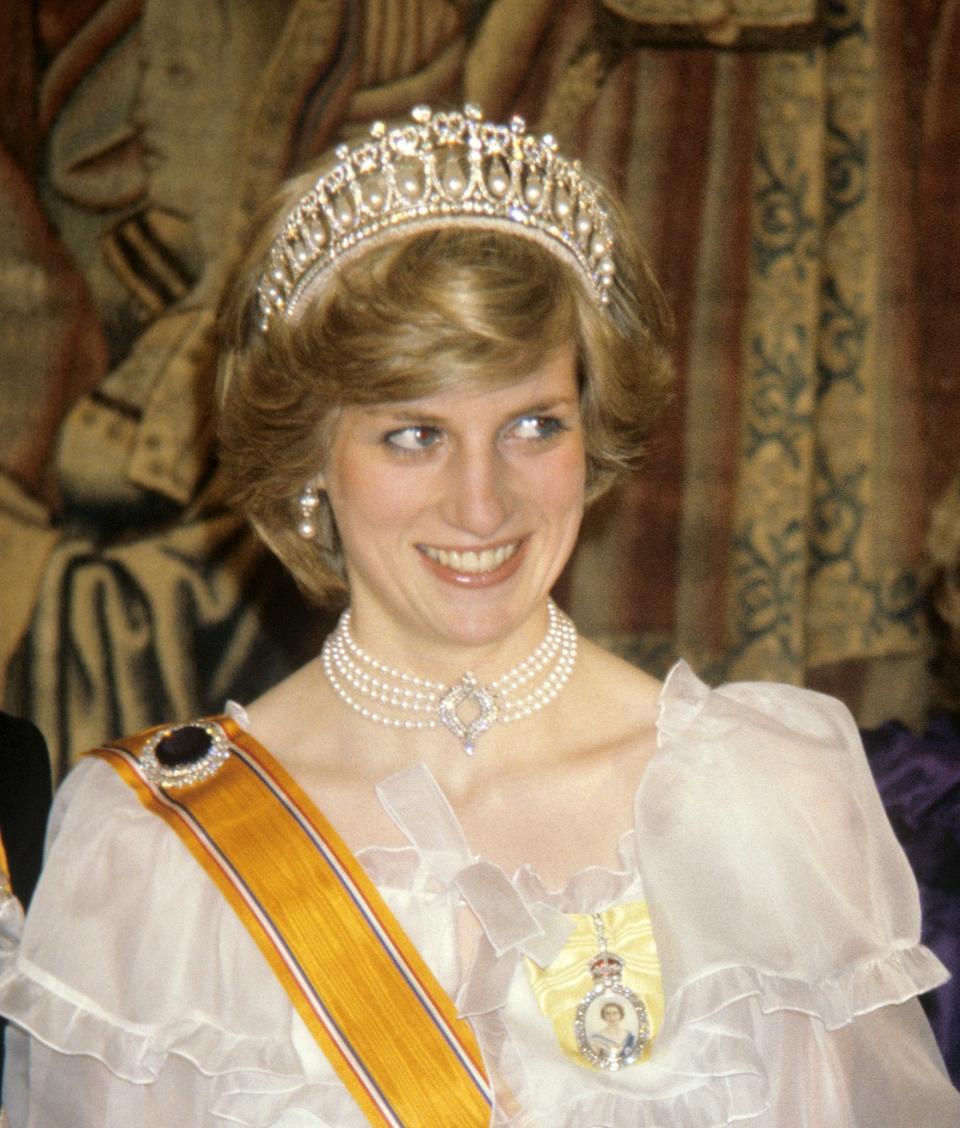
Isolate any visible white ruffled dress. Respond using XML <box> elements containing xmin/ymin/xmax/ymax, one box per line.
<box><xmin>1</xmin><ymin>662</ymin><xmax>958</xmax><ymax>1126</ymax></box>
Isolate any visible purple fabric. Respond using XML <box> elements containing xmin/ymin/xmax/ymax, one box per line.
<box><xmin>862</xmin><ymin>714</ymin><xmax>960</xmax><ymax>1087</ymax></box>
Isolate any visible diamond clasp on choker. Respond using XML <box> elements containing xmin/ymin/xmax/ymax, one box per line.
<box><xmin>320</xmin><ymin>598</ymin><xmax>577</xmax><ymax>754</ymax></box>
<box><xmin>437</xmin><ymin>673</ymin><xmax>499</xmax><ymax>755</ymax></box>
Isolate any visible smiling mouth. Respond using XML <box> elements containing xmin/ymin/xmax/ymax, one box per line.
<box><xmin>420</xmin><ymin>540</ymin><xmax>521</xmax><ymax>575</ymax></box>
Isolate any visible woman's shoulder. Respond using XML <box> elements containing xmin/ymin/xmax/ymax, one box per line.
<box><xmin>640</xmin><ymin>660</ymin><xmax>930</xmax><ymax>965</ymax></box>
<box><xmin>239</xmin><ymin>654</ymin><xmax>339</xmax><ymax>764</ymax></box>
<box><xmin>4</xmin><ymin>728</ymin><xmax>304</xmax><ymax>1091</ymax></box>
<box><xmin>33</xmin><ymin>752</ymin><xmax>219</xmax><ymax>944</ymax></box>
<box><xmin>47</xmin><ymin>754</ymin><xmax>149</xmax><ymax>844</ymax></box>
<box><xmin>32</xmin><ymin>722</ymin><xmax>268</xmax><ymax>969</ymax></box>
<box><xmin>573</xmin><ymin>636</ymin><xmax>664</xmax><ymax>729</ymax></box>
<box><xmin>632</xmin><ymin>663</ymin><xmax>951</xmax><ymax>1032</ymax></box>
<box><xmin>650</xmin><ymin>660</ymin><xmax>888</xmax><ymax>854</ymax></box>
<box><xmin>570</xmin><ymin>642</ymin><xmax>857</xmax><ymax>769</ymax></box>
<box><xmin>658</xmin><ymin>658</ymin><xmax>858</xmax><ymax>749</ymax></box>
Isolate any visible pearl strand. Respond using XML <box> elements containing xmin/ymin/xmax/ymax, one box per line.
<box><xmin>320</xmin><ymin>599</ymin><xmax>578</xmax><ymax>752</ymax></box>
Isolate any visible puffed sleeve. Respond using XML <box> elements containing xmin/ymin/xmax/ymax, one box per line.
<box><xmin>638</xmin><ymin>661</ymin><xmax>959</xmax><ymax>1124</ymax></box>
<box><xmin>0</xmin><ymin>759</ymin><xmax>353</xmax><ymax>1127</ymax></box>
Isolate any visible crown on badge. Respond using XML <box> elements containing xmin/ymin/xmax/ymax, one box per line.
<box><xmin>589</xmin><ymin>951</ymin><xmax>626</xmax><ymax>982</ymax></box>
<box><xmin>255</xmin><ymin>104</ymin><xmax>617</xmax><ymax>333</ymax></box>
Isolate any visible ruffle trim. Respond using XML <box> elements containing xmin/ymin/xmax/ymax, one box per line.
<box><xmin>665</xmin><ymin>940</ymin><xmax>949</xmax><ymax>1035</ymax></box>
<box><xmin>511</xmin><ymin>828</ymin><xmax>640</xmax><ymax>910</ymax></box>
<box><xmin>490</xmin><ymin>940</ymin><xmax>949</xmax><ymax>1127</ymax></box>
<box><xmin>509</xmin><ymin>1053</ymin><xmax>769</xmax><ymax>1128</ymax></box>
<box><xmin>4</xmin><ymin>902</ymin><xmax>943</xmax><ymax>1128</ymax></box>
<box><xmin>474</xmin><ymin>1003</ymin><xmax>769</xmax><ymax>1128</ymax></box>
<box><xmin>0</xmin><ymin>947</ymin><xmax>335</xmax><ymax>1127</ymax></box>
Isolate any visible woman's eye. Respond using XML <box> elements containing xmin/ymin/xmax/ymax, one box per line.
<box><xmin>510</xmin><ymin>415</ymin><xmax>567</xmax><ymax>441</ymax></box>
<box><xmin>385</xmin><ymin>425</ymin><xmax>440</xmax><ymax>452</ymax></box>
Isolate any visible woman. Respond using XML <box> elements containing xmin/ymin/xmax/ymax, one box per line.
<box><xmin>589</xmin><ymin>1002</ymin><xmax>637</xmax><ymax>1063</ymax></box>
<box><xmin>1</xmin><ymin>104</ymin><xmax>957</xmax><ymax>1126</ymax></box>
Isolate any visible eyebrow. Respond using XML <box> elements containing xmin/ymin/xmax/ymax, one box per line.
<box><xmin>364</xmin><ymin>396</ymin><xmax>579</xmax><ymax>425</ymax></box>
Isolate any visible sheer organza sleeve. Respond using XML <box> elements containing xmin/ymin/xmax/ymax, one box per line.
<box><xmin>0</xmin><ymin>760</ymin><xmax>350</xmax><ymax>1127</ymax></box>
<box><xmin>633</xmin><ymin>662</ymin><xmax>960</xmax><ymax>1124</ymax></box>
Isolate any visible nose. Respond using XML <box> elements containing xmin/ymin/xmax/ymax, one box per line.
<box><xmin>441</xmin><ymin>445</ymin><xmax>509</xmax><ymax>538</ymax></box>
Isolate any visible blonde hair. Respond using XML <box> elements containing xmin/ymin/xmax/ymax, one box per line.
<box><xmin>216</xmin><ymin>164</ymin><xmax>673</xmax><ymax>604</ymax></box>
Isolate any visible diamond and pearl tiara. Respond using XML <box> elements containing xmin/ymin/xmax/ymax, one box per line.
<box><xmin>255</xmin><ymin>104</ymin><xmax>617</xmax><ymax>334</ymax></box>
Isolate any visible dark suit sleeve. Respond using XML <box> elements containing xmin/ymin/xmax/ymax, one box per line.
<box><xmin>0</xmin><ymin>713</ymin><xmax>53</xmax><ymax>910</ymax></box>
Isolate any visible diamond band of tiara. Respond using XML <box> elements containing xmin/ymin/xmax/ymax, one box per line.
<box><xmin>255</xmin><ymin>104</ymin><xmax>617</xmax><ymax>333</ymax></box>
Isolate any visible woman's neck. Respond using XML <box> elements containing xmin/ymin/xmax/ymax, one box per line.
<box><xmin>321</xmin><ymin>598</ymin><xmax>576</xmax><ymax>757</ymax></box>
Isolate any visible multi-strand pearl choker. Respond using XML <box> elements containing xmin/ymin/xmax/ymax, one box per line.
<box><xmin>321</xmin><ymin>599</ymin><xmax>578</xmax><ymax>754</ymax></box>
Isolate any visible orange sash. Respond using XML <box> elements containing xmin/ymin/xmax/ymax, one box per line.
<box><xmin>89</xmin><ymin>717</ymin><xmax>491</xmax><ymax>1127</ymax></box>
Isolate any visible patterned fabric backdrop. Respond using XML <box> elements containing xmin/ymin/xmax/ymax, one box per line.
<box><xmin>2</xmin><ymin>0</ymin><xmax>959</xmax><ymax>776</ymax></box>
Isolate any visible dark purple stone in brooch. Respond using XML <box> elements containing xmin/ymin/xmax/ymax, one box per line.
<box><xmin>139</xmin><ymin>721</ymin><xmax>230</xmax><ymax>789</ymax></box>
<box><xmin>155</xmin><ymin>724</ymin><xmax>213</xmax><ymax>767</ymax></box>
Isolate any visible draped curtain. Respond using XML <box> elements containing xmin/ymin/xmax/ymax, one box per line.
<box><xmin>2</xmin><ymin>0</ymin><xmax>958</xmax><ymax>775</ymax></box>
<box><xmin>518</xmin><ymin>1</ymin><xmax>939</xmax><ymax>717</ymax></box>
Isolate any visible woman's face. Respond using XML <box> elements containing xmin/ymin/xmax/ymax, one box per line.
<box><xmin>601</xmin><ymin>1003</ymin><xmax>623</xmax><ymax>1024</ymax></box>
<box><xmin>318</xmin><ymin>343</ymin><xmax>586</xmax><ymax>667</ymax></box>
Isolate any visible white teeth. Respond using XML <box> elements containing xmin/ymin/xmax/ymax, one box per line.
<box><xmin>423</xmin><ymin>542</ymin><xmax>518</xmax><ymax>574</ymax></box>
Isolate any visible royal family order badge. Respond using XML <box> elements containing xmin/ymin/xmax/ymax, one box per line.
<box><xmin>574</xmin><ymin>913</ymin><xmax>650</xmax><ymax>1070</ymax></box>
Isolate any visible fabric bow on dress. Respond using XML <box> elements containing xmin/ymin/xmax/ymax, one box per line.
<box><xmin>376</xmin><ymin>763</ymin><xmax>575</xmax><ymax>1016</ymax></box>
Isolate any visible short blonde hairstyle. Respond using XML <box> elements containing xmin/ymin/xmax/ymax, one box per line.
<box><xmin>216</xmin><ymin>163</ymin><xmax>673</xmax><ymax>604</ymax></box>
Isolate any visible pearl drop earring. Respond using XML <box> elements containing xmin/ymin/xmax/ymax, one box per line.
<box><xmin>297</xmin><ymin>480</ymin><xmax>322</xmax><ymax>540</ymax></box>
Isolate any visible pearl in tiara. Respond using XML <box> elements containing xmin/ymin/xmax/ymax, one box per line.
<box><xmin>255</xmin><ymin>104</ymin><xmax>617</xmax><ymax>333</ymax></box>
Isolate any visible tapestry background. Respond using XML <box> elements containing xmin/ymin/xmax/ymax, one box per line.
<box><xmin>2</xmin><ymin>0</ymin><xmax>959</xmax><ymax>778</ymax></box>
